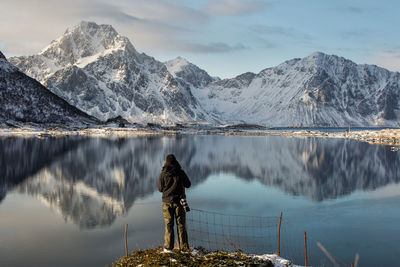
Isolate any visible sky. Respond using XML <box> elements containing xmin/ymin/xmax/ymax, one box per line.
<box><xmin>1</xmin><ymin>0</ymin><xmax>399</xmax><ymax>78</ymax></box>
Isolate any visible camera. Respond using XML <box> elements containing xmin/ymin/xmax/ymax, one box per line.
<box><xmin>180</xmin><ymin>197</ymin><xmax>190</xmax><ymax>212</ymax></box>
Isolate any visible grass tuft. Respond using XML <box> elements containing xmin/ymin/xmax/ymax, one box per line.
<box><xmin>111</xmin><ymin>246</ymin><xmax>274</xmax><ymax>267</ymax></box>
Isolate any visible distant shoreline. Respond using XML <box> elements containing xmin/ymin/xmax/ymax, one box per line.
<box><xmin>1</xmin><ymin>126</ymin><xmax>399</xmax><ymax>147</ymax></box>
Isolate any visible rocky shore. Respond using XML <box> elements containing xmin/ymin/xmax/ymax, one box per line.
<box><xmin>1</xmin><ymin>126</ymin><xmax>399</xmax><ymax>147</ymax></box>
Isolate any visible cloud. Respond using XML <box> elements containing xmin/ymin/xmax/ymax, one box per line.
<box><xmin>248</xmin><ymin>25</ymin><xmax>313</xmax><ymax>43</ymax></box>
<box><xmin>104</xmin><ymin>0</ymin><xmax>208</xmax><ymax>24</ymax></box>
<box><xmin>0</xmin><ymin>0</ymin><xmax>248</xmax><ymax>57</ymax></box>
<box><xmin>253</xmin><ymin>38</ymin><xmax>277</xmax><ymax>49</ymax></box>
<box><xmin>205</xmin><ymin>0</ymin><xmax>268</xmax><ymax>16</ymax></box>
<box><xmin>175</xmin><ymin>41</ymin><xmax>248</xmax><ymax>53</ymax></box>
<box><xmin>0</xmin><ymin>0</ymin><xmax>208</xmax><ymax>56</ymax></box>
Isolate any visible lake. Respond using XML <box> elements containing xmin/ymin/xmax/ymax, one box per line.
<box><xmin>0</xmin><ymin>135</ymin><xmax>399</xmax><ymax>266</ymax></box>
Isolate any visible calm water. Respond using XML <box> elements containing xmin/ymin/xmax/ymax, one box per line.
<box><xmin>0</xmin><ymin>135</ymin><xmax>399</xmax><ymax>266</ymax></box>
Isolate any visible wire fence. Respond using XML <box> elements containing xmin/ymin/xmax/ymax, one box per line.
<box><xmin>187</xmin><ymin>208</ymin><xmax>352</xmax><ymax>267</ymax></box>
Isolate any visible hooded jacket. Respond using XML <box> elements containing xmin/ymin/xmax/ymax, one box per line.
<box><xmin>158</xmin><ymin>155</ymin><xmax>191</xmax><ymax>203</ymax></box>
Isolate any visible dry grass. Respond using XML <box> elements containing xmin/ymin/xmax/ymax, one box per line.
<box><xmin>111</xmin><ymin>247</ymin><xmax>274</xmax><ymax>267</ymax></box>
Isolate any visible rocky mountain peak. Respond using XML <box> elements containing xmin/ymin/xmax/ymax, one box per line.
<box><xmin>0</xmin><ymin>51</ymin><xmax>6</xmax><ymax>61</ymax></box>
<box><xmin>263</xmin><ymin>51</ymin><xmax>360</xmax><ymax>81</ymax></box>
<box><xmin>70</xmin><ymin>21</ymin><xmax>118</xmax><ymax>38</ymax></box>
<box><xmin>309</xmin><ymin>51</ymin><xmax>326</xmax><ymax>58</ymax></box>
<box><xmin>165</xmin><ymin>56</ymin><xmax>192</xmax><ymax>76</ymax></box>
<box><xmin>0</xmin><ymin>51</ymin><xmax>17</xmax><ymax>73</ymax></box>
<box><xmin>302</xmin><ymin>52</ymin><xmax>358</xmax><ymax>72</ymax></box>
<box><xmin>10</xmin><ymin>22</ymin><xmax>211</xmax><ymax>124</ymax></box>
<box><xmin>39</xmin><ymin>21</ymin><xmax>132</xmax><ymax>65</ymax></box>
<box><xmin>165</xmin><ymin>56</ymin><xmax>216</xmax><ymax>88</ymax></box>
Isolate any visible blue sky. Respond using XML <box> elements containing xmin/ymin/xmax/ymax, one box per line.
<box><xmin>1</xmin><ymin>0</ymin><xmax>399</xmax><ymax>78</ymax></box>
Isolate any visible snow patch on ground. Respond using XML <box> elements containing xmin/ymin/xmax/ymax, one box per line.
<box><xmin>255</xmin><ymin>254</ymin><xmax>301</xmax><ymax>267</ymax></box>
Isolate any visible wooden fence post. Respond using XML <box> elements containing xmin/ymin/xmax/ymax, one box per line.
<box><xmin>278</xmin><ymin>212</ymin><xmax>282</xmax><ymax>256</ymax></box>
<box><xmin>125</xmin><ymin>224</ymin><xmax>128</xmax><ymax>257</ymax></box>
<box><xmin>304</xmin><ymin>231</ymin><xmax>308</xmax><ymax>267</ymax></box>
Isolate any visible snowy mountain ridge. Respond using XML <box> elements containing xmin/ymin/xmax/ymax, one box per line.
<box><xmin>10</xmin><ymin>21</ymin><xmax>213</xmax><ymax>124</ymax></box>
<box><xmin>196</xmin><ymin>52</ymin><xmax>400</xmax><ymax>126</ymax></box>
<box><xmin>9</xmin><ymin>22</ymin><xmax>400</xmax><ymax>127</ymax></box>
<box><xmin>0</xmin><ymin>51</ymin><xmax>97</xmax><ymax>126</ymax></box>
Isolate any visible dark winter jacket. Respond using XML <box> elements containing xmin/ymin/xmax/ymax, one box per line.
<box><xmin>158</xmin><ymin>155</ymin><xmax>191</xmax><ymax>203</ymax></box>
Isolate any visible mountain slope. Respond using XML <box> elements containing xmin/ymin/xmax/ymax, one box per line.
<box><xmin>0</xmin><ymin>51</ymin><xmax>97</xmax><ymax>126</ymax></box>
<box><xmin>10</xmin><ymin>21</ymin><xmax>210</xmax><ymax>124</ymax></box>
<box><xmin>195</xmin><ymin>52</ymin><xmax>400</xmax><ymax>127</ymax></box>
<box><xmin>8</xmin><ymin>21</ymin><xmax>400</xmax><ymax>127</ymax></box>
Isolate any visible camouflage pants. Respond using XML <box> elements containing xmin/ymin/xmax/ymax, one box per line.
<box><xmin>162</xmin><ymin>202</ymin><xmax>189</xmax><ymax>250</ymax></box>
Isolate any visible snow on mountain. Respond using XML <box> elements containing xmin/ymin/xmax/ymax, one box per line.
<box><xmin>0</xmin><ymin>51</ymin><xmax>97</xmax><ymax>126</ymax></box>
<box><xmin>195</xmin><ymin>52</ymin><xmax>400</xmax><ymax>127</ymax></box>
<box><xmin>8</xmin><ymin>21</ymin><xmax>400</xmax><ymax>127</ymax></box>
<box><xmin>165</xmin><ymin>57</ymin><xmax>191</xmax><ymax>77</ymax></box>
<box><xmin>10</xmin><ymin>21</ymin><xmax>210</xmax><ymax>124</ymax></box>
<box><xmin>165</xmin><ymin>56</ymin><xmax>218</xmax><ymax>88</ymax></box>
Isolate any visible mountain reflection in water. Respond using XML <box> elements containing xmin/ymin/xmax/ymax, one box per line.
<box><xmin>0</xmin><ymin>135</ymin><xmax>399</xmax><ymax>229</ymax></box>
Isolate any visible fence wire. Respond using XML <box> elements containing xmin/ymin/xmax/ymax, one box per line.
<box><xmin>187</xmin><ymin>208</ymin><xmax>350</xmax><ymax>267</ymax></box>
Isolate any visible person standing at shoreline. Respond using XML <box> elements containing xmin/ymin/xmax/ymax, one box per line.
<box><xmin>158</xmin><ymin>154</ymin><xmax>191</xmax><ymax>251</ymax></box>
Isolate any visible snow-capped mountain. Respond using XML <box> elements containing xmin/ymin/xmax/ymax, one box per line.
<box><xmin>9</xmin><ymin>21</ymin><xmax>400</xmax><ymax>127</ymax></box>
<box><xmin>196</xmin><ymin>52</ymin><xmax>400</xmax><ymax>126</ymax></box>
<box><xmin>10</xmin><ymin>21</ymin><xmax>210</xmax><ymax>124</ymax></box>
<box><xmin>0</xmin><ymin>51</ymin><xmax>96</xmax><ymax>126</ymax></box>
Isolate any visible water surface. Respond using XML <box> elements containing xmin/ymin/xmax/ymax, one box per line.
<box><xmin>0</xmin><ymin>135</ymin><xmax>399</xmax><ymax>266</ymax></box>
